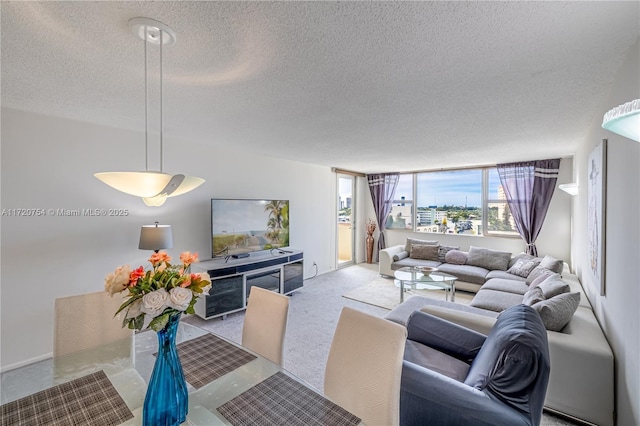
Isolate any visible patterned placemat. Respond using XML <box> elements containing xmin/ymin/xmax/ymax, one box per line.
<box><xmin>0</xmin><ymin>370</ymin><xmax>133</xmax><ymax>426</ymax></box>
<box><xmin>218</xmin><ymin>371</ymin><xmax>362</xmax><ymax>426</ymax></box>
<box><xmin>176</xmin><ymin>333</ymin><xmax>257</xmax><ymax>389</ymax></box>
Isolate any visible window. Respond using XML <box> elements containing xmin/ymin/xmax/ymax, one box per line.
<box><xmin>385</xmin><ymin>167</ymin><xmax>519</xmax><ymax>237</ymax></box>
<box><xmin>416</xmin><ymin>169</ymin><xmax>482</xmax><ymax>235</ymax></box>
<box><xmin>486</xmin><ymin>168</ymin><xmax>519</xmax><ymax>236</ymax></box>
<box><xmin>387</xmin><ymin>174</ymin><xmax>413</xmax><ymax>230</ymax></box>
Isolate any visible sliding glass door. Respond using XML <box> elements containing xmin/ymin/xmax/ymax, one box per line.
<box><xmin>337</xmin><ymin>174</ymin><xmax>355</xmax><ymax>267</ymax></box>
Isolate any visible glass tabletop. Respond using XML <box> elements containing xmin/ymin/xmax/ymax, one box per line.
<box><xmin>0</xmin><ymin>322</ymin><xmax>355</xmax><ymax>426</ymax></box>
<box><xmin>394</xmin><ymin>267</ymin><xmax>457</xmax><ymax>288</ymax></box>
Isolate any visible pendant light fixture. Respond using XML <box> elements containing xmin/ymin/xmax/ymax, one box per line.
<box><xmin>95</xmin><ymin>18</ymin><xmax>204</xmax><ymax>206</ymax></box>
<box><xmin>601</xmin><ymin>99</ymin><xmax>640</xmax><ymax>143</ymax></box>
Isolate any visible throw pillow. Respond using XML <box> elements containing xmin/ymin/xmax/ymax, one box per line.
<box><xmin>466</xmin><ymin>246</ymin><xmax>512</xmax><ymax>271</ymax></box>
<box><xmin>438</xmin><ymin>245</ymin><xmax>459</xmax><ymax>263</ymax></box>
<box><xmin>532</xmin><ymin>292</ymin><xmax>581</xmax><ymax>331</ymax></box>
<box><xmin>445</xmin><ymin>250</ymin><xmax>467</xmax><ymax>265</ymax></box>
<box><xmin>410</xmin><ymin>244</ymin><xmax>440</xmax><ymax>261</ymax></box>
<box><xmin>508</xmin><ymin>252</ymin><xmax>537</xmax><ymax>269</ymax></box>
<box><xmin>393</xmin><ymin>251</ymin><xmax>409</xmax><ymax>261</ymax></box>
<box><xmin>526</xmin><ymin>265</ymin><xmax>557</xmax><ymax>285</ymax></box>
<box><xmin>540</xmin><ymin>255</ymin><xmax>564</xmax><ymax>274</ymax></box>
<box><xmin>522</xmin><ymin>286</ymin><xmax>545</xmax><ymax>306</ymax></box>
<box><xmin>538</xmin><ymin>277</ymin><xmax>570</xmax><ymax>299</ymax></box>
<box><xmin>507</xmin><ymin>258</ymin><xmax>541</xmax><ymax>278</ymax></box>
<box><xmin>528</xmin><ymin>272</ymin><xmax>560</xmax><ymax>289</ymax></box>
<box><xmin>404</xmin><ymin>238</ymin><xmax>439</xmax><ymax>254</ymax></box>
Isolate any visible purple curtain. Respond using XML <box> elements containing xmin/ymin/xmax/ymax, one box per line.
<box><xmin>497</xmin><ymin>159</ymin><xmax>561</xmax><ymax>256</ymax></box>
<box><xmin>367</xmin><ymin>173</ymin><xmax>399</xmax><ymax>260</ymax></box>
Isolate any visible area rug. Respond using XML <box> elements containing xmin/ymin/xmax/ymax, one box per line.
<box><xmin>342</xmin><ymin>277</ymin><xmax>473</xmax><ymax>310</ymax></box>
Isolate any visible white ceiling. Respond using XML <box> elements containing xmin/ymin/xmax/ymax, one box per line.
<box><xmin>2</xmin><ymin>1</ymin><xmax>638</xmax><ymax>173</ymax></box>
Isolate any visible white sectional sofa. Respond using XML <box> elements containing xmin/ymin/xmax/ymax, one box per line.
<box><xmin>380</xmin><ymin>241</ymin><xmax>615</xmax><ymax>426</ymax></box>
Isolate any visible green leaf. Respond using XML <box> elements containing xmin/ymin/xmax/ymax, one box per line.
<box><xmin>149</xmin><ymin>312</ymin><xmax>170</xmax><ymax>332</ymax></box>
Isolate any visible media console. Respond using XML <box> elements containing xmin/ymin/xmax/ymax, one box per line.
<box><xmin>193</xmin><ymin>249</ymin><xmax>303</xmax><ymax>320</ymax></box>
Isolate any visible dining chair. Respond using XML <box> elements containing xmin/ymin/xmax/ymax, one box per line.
<box><xmin>242</xmin><ymin>286</ymin><xmax>290</xmax><ymax>365</ymax></box>
<box><xmin>54</xmin><ymin>291</ymin><xmax>133</xmax><ymax>357</ymax></box>
<box><xmin>324</xmin><ymin>306</ymin><xmax>408</xmax><ymax>426</ymax></box>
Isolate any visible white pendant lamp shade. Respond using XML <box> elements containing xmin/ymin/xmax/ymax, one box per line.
<box><xmin>94</xmin><ymin>18</ymin><xmax>204</xmax><ymax>206</ymax></box>
<box><xmin>602</xmin><ymin>99</ymin><xmax>640</xmax><ymax>142</ymax></box>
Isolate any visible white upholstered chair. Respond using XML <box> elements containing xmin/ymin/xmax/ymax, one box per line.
<box><xmin>324</xmin><ymin>307</ymin><xmax>408</xmax><ymax>426</ymax></box>
<box><xmin>54</xmin><ymin>291</ymin><xmax>133</xmax><ymax>358</ymax></box>
<box><xmin>242</xmin><ymin>286</ymin><xmax>290</xmax><ymax>366</ymax></box>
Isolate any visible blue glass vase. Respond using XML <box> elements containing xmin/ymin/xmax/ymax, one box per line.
<box><xmin>143</xmin><ymin>311</ymin><xmax>188</xmax><ymax>426</ymax></box>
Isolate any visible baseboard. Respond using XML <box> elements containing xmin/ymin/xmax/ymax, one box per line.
<box><xmin>0</xmin><ymin>352</ymin><xmax>52</xmax><ymax>373</ymax></box>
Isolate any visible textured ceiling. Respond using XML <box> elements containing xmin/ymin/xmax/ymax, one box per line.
<box><xmin>2</xmin><ymin>1</ymin><xmax>639</xmax><ymax>173</ymax></box>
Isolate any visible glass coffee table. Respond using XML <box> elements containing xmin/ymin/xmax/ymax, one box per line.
<box><xmin>394</xmin><ymin>267</ymin><xmax>458</xmax><ymax>303</ymax></box>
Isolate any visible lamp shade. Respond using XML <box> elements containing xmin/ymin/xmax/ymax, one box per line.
<box><xmin>602</xmin><ymin>99</ymin><xmax>640</xmax><ymax>142</ymax></box>
<box><xmin>139</xmin><ymin>223</ymin><xmax>173</xmax><ymax>251</ymax></box>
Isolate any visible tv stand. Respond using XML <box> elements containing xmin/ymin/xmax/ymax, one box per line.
<box><xmin>193</xmin><ymin>250</ymin><xmax>303</xmax><ymax>320</ymax></box>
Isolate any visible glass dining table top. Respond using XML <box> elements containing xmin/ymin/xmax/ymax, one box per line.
<box><xmin>0</xmin><ymin>322</ymin><xmax>359</xmax><ymax>426</ymax></box>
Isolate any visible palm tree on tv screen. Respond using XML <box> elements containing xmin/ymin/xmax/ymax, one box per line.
<box><xmin>264</xmin><ymin>200</ymin><xmax>289</xmax><ymax>246</ymax></box>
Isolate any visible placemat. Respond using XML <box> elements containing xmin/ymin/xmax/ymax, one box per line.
<box><xmin>176</xmin><ymin>333</ymin><xmax>257</xmax><ymax>389</ymax></box>
<box><xmin>0</xmin><ymin>370</ymin><xmax>133</xmax><ymax>426</ymax></box>
<box><xmin>217</xmin><ymin>371</ymin><xmax>362</xmax><ymax>426</ymax></box>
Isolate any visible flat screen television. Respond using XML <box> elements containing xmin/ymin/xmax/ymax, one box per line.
<box><xmin>211</xmin><ymin>199</ymin><xmax>290</xmax><ymax>258</ymax></box>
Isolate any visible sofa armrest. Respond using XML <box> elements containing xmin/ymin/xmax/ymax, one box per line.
<box><xmin>420</xmin><ymin>305</ymin><xmax>498</xmax><ymax>336</ymax></box>
<box><xmin>379</xmin><ymin>244</ymin><xmax>405</xmax><ymax>277</ymax></box>
<box><xmin>406</xmin><ymin>310</ymin><xmax>486</xmax><ymax>362</ymax></box>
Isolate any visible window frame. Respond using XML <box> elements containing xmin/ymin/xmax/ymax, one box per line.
<box><xmin>386</xmin><ymin>167</ymin><xmax>520</xmax><ymax>238</ymax></box>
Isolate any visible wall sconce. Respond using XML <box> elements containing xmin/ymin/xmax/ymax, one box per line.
<box><xmin>602</xmin><ymin>99</ymin><xmax>640</xmax><ymax>142</ymax></box>
<box><xmin>558</xmin><ymin>183</ymin><xmax>579</xmax><ymax>196</ymax></box>
<box><xmin>139</xmin><ymin>222</ymin><xmax>173</xmax><ymax>253</ymax></box>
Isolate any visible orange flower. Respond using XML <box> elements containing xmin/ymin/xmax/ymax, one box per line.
<box><xmin>180</xmin><ymin>275</ymin><xmax>192</xmax><ymax>288</ymax></box>
<box><xmin>180</xmin><ymin>251</ymin><xmax>199</xmax><ymax>266</ymax></box>
<box><xmin>149</xmin><ymin>251</ymin><xmax>171</xmax><ymax>266</ymax></box>
<box><xmin>129</xmin><ymin>266</ymin><xmax>145</xmax><ymax>286</ymax></box>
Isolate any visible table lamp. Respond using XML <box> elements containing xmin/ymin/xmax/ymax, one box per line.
<box><xmin>139</xmin><ymin>222</ymin><xmax>173</xmax><ymax>253</ymax></box>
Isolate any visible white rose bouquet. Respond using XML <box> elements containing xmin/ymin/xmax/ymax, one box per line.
<box><xmin>105</xmin><ymin>251</ymin><xmax>212</xmax><ymax>332</ymax></box>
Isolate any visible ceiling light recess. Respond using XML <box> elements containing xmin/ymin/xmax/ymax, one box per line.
<box><xmin>601</xmin><ymin>99</ymin><xmax>640</xmax><ymax>142</ymax></box>
<box><xmin>94</xmin><ymin>17</ymin><xmax>204</xmax><ymax>206</ymax></box>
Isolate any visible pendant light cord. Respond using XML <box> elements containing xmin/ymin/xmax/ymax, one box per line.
<box><xmin>160</xmin><ymin>29</ymin><xmax>164</xmax><ymax>173</ymax></box>
<box><xmin>144</xmin><ymin>25</ymin><xmax>149</xmax><ymax>172</ymax></box>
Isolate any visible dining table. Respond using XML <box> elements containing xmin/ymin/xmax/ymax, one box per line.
<box><xmin>0</xmin><ymin>322</ymin><xmax>362</xmax><ymax>426</ymax></box>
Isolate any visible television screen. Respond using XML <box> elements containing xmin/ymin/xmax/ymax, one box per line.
<box><xmin>211</xmin><ymin>199</ymin><xmax>290</xmax><ymax>257</ymax></box>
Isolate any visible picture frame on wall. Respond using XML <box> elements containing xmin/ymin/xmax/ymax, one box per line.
<box><xmin>587</xmin><ymin>139</ymin><xmax>607</xmax><ymax>296</ymax></box>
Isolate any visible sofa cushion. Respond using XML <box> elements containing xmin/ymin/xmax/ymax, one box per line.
<box><xmin>404</xmin><ymin>340</ymin><xmax>470</xmax><ymax>383</ymax></box>
<box><xmin>469</xmin><ymin>289</ymin><xmax>524</xmax><ymax>312</ymax></box>
<box><xmin>438</xmin><ymin>245</ymin><xmax>459</xmax><ymax>263</ymax></box>
<box><xmin>526</xmin><ymin>265</ymin><xmax>557</xmax><ymax>285</ymax></box>
<box><xmin>410</xmin><ymin>244</ymin><xmax>440</xmax><ymax>261</ymax></box>
<box><xmin>466</xmin><ymin>246</ymin><xmax>512</xmax><ymax>271</ymax></box>
<box><xmin>444</xmin><ymin>250</ymin><xmax>467</xmax><ymax>265</ymax></box>
<box><xmin>540</xmin><ymin>255</ymin><xmax>564</xmax><ymax>274</ymax></box>
<box><xmin>528</xmin><ymin>271</ymin><xmax>560</xmax><ymax>289</ymax></box>
<box><xmin>405</xmin><ymin>238</ymin><xmax>439</xmax><ymax>254</ymax></box>
<box><xmin>436</xmin><ymin>263</ymin><xmax>488</xmax><ymax>285</ymax></box>
<box><xmin>507</xmin><ymin>258</ymin><xmax>541</xmax><ymax>278</ymax></box>
<box><xmin>481</xmin><ymin>278</ymin><xmax>530</xmax><ymax>295</ymax></box>
<box><xmin>392</xmin><ymin>258</ymin><xmax>441</xmax><ymax>271</ymax></box>
<box><xmin>532</xmin><ymin>292</ymin><xmax>580</xmax><ymax>332</ymax></box>
<box><xmin>538</xmin><ymin>277</ymin><xmax>570</xmax><ymax>299</ymax></box>
<box><xmin>485</xmin><ymin>270</ymin><xmax>527</xmax><ymax>282</ymax></box>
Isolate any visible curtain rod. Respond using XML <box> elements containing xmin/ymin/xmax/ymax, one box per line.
<box><xmin>331</xmin><ymin>168</ymin><xmax>366</xmax><ymax>177</ymax></box>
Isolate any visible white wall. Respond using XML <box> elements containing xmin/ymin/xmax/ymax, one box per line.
<box><xmin>0</xmin><ymin>108</ymin><xmax>336</xmax><ymax>369</ymax></box>
<box><xmin>358</xmin><ymin>160</ymin><xmax>573</xmax><ymax>263</ymax></box>
<box><xmin>572</xmin><ymin>39</ymin><xmax>640</xmax><ymax>426</ymax></box>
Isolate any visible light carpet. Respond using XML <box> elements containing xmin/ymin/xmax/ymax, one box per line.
<box><xmin>342</xmin><ymin>276</ymin><xmax>474</xmax><ymax>310</ymax></box>
<box><xmin>183</xmin><ymin>263</ymin><xmax>577</xmax><ymax>426</ymax></box>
